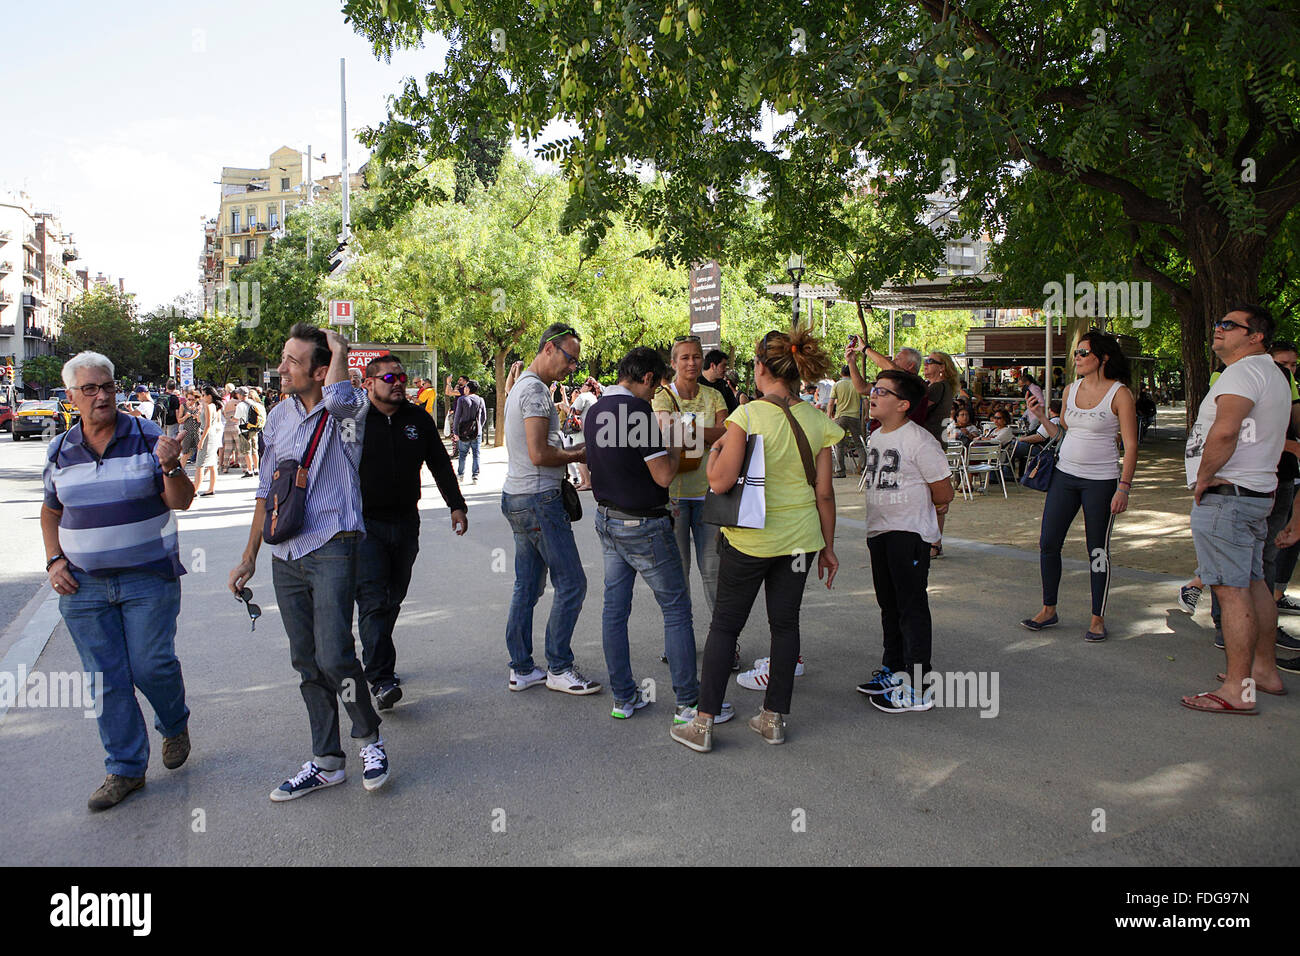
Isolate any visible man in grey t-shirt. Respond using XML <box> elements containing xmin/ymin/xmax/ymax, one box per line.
<box><xmin>501</xmin><ymin>323</ymin><xmax>600</xmax><ymax>697</ymax></box>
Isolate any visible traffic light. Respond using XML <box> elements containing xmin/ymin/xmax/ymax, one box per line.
<box><xmin>328</xmin><ymin>242</ymin><xmax>352</xmax><ymax>276</ymax></box>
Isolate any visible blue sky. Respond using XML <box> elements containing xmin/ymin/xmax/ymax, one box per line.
<box><xmin>0</xmin><ymin>1</ymin><xmax>450</xmax><ymax>311</ymax></box>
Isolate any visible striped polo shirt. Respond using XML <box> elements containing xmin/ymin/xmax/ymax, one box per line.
<box><xmin>43</xmin><ymin>413</ymin><xmax>185</xmax><ymax>579</ymax></box>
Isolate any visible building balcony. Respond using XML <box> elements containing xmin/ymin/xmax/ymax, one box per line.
<box><xmin>22</xmin><ymin>292</ymin><xmax>41</xmax><ymax>308</ymax></box>
<box><xmin>24</xmin><ymin>262</ymin><xmax>40</xmax><ymax>279</ymax></box>
<box><xmin>0</xmin><ymin>230</ymin><xmax>10</xmax><ymax>244</ymax></box>
<box><xmin>0</xmin><ymin>324</ymin><xmax>14</xmax><ymax>336</ymax></box>
<box><xmin>23</xmin><ymin>233</ymin><xmax>39</xmax><ymax>252</ymax></box>
<box><xmin>0</xmin><ymin>292</ymin><xmax>12</xmax><ymax>308</ymax></box>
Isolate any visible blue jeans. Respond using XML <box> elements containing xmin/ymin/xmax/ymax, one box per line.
<box><xmin>59</xmin><ymin>569</ymin><xmax>188</xmax><ymax>778</ymax></box>
<box><xmin>595</xmin><ymin>512</ymin><xmax>698</xmax><ymax>706</ymax></box>
<box><xmin>670</xmin><ymin>498</ymin><xmax>719</xmax><ymax>615</ymax></box>
<box><xmin>272</xmin><ymin>534</ymin><xmax>379</xmax><ymax>769</ymax></box>
<box><xmin>501</xmin><ymin>489</ymin><xmax>587</xmax><ymax>673</ymax></box>
<box><xmin>457</xmin><ymin>437</ymin><xmax>481</xmax><ymax>478</ymax></box>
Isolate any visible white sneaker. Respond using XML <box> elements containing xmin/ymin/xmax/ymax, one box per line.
<box><xmin>546</xmin><ymin>666</ymin><xmax>602</xmax><ymax>695</ymax></box>
<box><xmin>737</xmin><ymin>656</ymin><xmax>805</xmax><ymax>690</ymax></box>
<box><xmin>674</xmin><ymin>701</ymin><xmax>734</xmax><ymax>724</ymax></box>
<box><xmin>508</xmin><ymin>666</ymin><xmax>547</xmax><ymax>691</ymax></box>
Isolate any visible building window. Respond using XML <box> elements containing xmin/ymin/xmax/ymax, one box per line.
<box><xmin>247</xmin><ymin>206</ymin><xmax>257</xmax><ymax>228</ymax></box>
<box><xmin>281</xmin><ymin>177</ymin><xmax>290</xmax><ymax>192</ymax></box>
<box><xmin>246</xmin><ymin>240</ymin><xmax>257</xmax><ymax>259</ymax></box>
<box><xmin>231</xmin><ymin>209</ymin><xmax>240</xmax><ymax>232</ymax></box>
<box><xmin>268</xmin><ymin>206</ymin><xmax>278</xmax><ymax>227</ymax></box>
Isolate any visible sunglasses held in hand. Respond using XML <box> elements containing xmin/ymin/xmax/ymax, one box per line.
<box><xmin>236</xmin><ymin>587</ymin><xmax>262</xmax><ymax>632</ymax></box>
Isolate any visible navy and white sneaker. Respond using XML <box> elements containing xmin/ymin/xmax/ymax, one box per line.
<box><xmin>1178</xmin><ymin>585</ymin><xmax>1202</xmax><ymax>614</ymax></box>
<box><xmin>1214</xmin><ymin>629</ymin><xmax>1225</xmax><ymax>649</ymax></box>
<box><xmin>870</xmin><ymin>684</ymin><xmax>934</xmax><ymax>714</ymax></box>
<box><xmin>1277</xmin><ymin>594</ymin><xmax>1300</xmax><ymax>614</ymax></box>
<box><xmin>360</xmin><ymin>740</ymin><xmax>389</xmax><ymax>792</ymax></box>
<box><xmin>270</xmin><ymin>761</ymin><xmax>345</xmax><ymax>802</ymax></box>
<box><xmin>856</xmin><ymin>667</ymin><xmax>902</xmax><ymax>696</ymax></box>
<box><xmin>546</xmin><ymin>667</ymin><xmax>602</xmax><ymax>695</ymax></box>
<box><xmin>1276</xmin><ymin>627</ymin><xmax>1300</xmax><ymax>653</ymax></box>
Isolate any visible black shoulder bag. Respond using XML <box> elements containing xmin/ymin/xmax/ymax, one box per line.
<box><xmin>263</xmin><ymin>412</ymin><xmax>330</xmax><ymax>544</ymax></box>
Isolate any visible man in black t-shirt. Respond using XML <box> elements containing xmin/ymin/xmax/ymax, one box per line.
<box><xmin>700</xmin><ymin>349</ymin><xmax>739</xmax><ymax>414</ymax></box>
<box><xmin>159</xmin><ymin>381</ymin><xmax>182</xmax><ymax>439</ymax></box>
<box><xmin>585</xmin><ymin>347</ymin><xmax>716</xmax><ymax>725</ymax></box>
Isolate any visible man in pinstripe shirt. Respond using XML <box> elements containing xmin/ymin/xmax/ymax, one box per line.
<box><xmin>229</xmin><ymin>323</ymin><xmax>391</xmax><ymax>801</ymax></box>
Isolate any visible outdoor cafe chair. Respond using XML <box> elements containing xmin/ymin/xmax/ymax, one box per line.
<box><xmin>965</xmin><ymin>442</ymin><xmax>1008</xmax><ymax>498</ymax></box>
<box><xmin>946</xmin><ymin>441</ymin><xmax>972</xmax><ymax>500</ymax></box>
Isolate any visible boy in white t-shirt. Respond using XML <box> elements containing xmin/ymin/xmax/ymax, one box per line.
<box><xmin>856</xmin><ymin>370</ymin><xmax>954</xmax><ymax>714</ymax></box>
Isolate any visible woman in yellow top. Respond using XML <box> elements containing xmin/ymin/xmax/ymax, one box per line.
<box><xmin>671</xmin><ymin>327</ymin><xmax>842</xmax><ymax>753</ymax></box>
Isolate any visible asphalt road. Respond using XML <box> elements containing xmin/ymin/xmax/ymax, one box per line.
<box><xmin>1</xmin><ymin>440</ymin><xmax>1297</xmax><ymax>866</ymax></box>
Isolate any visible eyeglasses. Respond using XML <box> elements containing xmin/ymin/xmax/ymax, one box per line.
<box><xmin>1073</xmin><ymin>348</ymin><xmax>1092</xmax><ymax>358</ymax></box>
<box><xmin>376</xmin><ymin>372</ymin><xmax>408</xmax><ymax>384</ymax></box>
<box><xmin>554</xmin><ymin>342</ymin><xmax>579</xmax><ymax>369</ymax></box>
<box><xmin>1214</xmin><ymin>319</ymin><xmax>1251</xmax><ymax>332</ymax></box>
<box><xmin>72</xmin><ymin>382</ymin><xmax>115</xmax><ymax>397</ymax></box>
<box><xmin>870</xmin><ymin>386</ymin><xmax>902</xmax><ymax>399</ymax></box>
<box><xmin>674</xmin><ymin>334</ymin><xmax>701</xmax><ymax>343</ymax></box>
<box><xmin>923</xmin><ymin>357</ymin><xmax>941</xmax><ymax>366</ymax></box>
<box><xmin>235</xmin><ymin>587</ymin><xmax>262</xmax><ymax>632</ymax></box>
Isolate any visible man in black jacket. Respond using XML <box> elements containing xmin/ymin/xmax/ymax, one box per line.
<box><xmin>353</xmin><ymin>354</ymin><xmax>468</xmax><ymax>710</ymax></box>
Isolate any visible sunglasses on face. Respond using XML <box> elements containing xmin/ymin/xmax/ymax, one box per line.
<box><xmin>375</xmin><ymin>372</ymin><xmax>408</xmax><ymax>384</ymax></box>
<box><xmin>674</xmin><ymin>334</ymin><xmax>701</xmax><ymax>343</ymax></box>
<box><xmin>923</xmin><ymin>357</ymin><xmax>941</xmax><ymax>366</ymax></box>
<box><xmin>235</xmin><ymin>587</ymin><xmax>262</xmax><ymax>631</ymax></box>
<box><xmin>1214</xmin><ymin>319</ymin><xmax>1251</xmax><ymax>333</ymax></box>
<box><xmin>1073</xmin><ymin>348</ymin><xmax>1092</xmax><ymax>358</ymax></box>
<box><xmin>554</xmin><ymin>342</ymin><xmax>579</xmax><ymax>368</ymax></box>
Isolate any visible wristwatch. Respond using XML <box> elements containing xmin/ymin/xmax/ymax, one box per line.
<box><xmin>164</xmin><ymin>464</ymin><xmax>186</xmax><ymax>478</ymax></box>
<box><xmin>46</xmin><ymin>553</ymin><xmax>65</xmax><ymax>571</ymax></box>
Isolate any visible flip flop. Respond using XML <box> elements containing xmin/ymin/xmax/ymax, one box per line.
<box><xmin>1180</xmin><ymin>692</ymin><xmax>1258</xmax><ymax>715</ymax></box>
<box><xmin>1215</xmin><ymin>673</ymin><xmax>1288</xmax><ymax>696</ymax></box>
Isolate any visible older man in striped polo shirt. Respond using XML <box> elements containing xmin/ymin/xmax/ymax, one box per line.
<box><xmin>229</xmin><ymin>323</ymin><xmax>390</xmax><ymax>801</ymax></box>
<box><xmin>42</xmin><ymin>351</ymin><xmax>196</xmax><ymax>812</ymax></box>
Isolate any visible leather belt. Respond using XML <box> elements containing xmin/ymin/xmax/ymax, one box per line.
<box><xmin>596</xmin><ymin>503</ymin><xmax>669</xmax><ymax>525</ymax></box>
<box><xmin>1202</xmin><ymin>484</ymin><xmax>1273</xmax><ymax>499</ymax></box>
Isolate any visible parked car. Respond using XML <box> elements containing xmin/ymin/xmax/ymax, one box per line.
<box><xmin>0</xmin><ymin>400</ymin><xmax>13</xmax><ymax>433</ymax></box>
<box><xmin>12</xmin><ymin>400</ymin><xmax>77</xmax><ymax>440</ymax></box>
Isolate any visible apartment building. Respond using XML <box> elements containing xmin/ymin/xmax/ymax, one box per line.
<box><xmin>203</xmin><ymin>147</ymin><xmax>305</xmax><ymax>299</ymax></box>
<box><xmin>0</xmin><ymin>193</ymin><xmax>86</xmax><ymax>386</ymax></box>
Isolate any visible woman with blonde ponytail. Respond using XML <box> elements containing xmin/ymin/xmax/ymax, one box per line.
<box><xmin>671</xmin><ymin>326</ymin><xmax>844</xmax><ymax>753</ymax></box>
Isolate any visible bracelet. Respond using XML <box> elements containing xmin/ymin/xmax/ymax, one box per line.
<box><xmin>1118</xmin><ymin>480</ymin><xmax>1132</xmax><ymax>488</ymax></box>
<box><xmin>46</xmin><ymin>553</ymin><xmax>65</xmax><ymax>571</ymax></box>
<box><xmin>1117</xmin><ymin>488</ymin><xmax>1130</xmax><ymax>495</ymax></box>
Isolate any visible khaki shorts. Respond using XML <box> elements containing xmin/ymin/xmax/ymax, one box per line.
<box><xmin>236</xmin><ymin>431</ymin><xmax>253</xmax><ymax>455</ymax></box>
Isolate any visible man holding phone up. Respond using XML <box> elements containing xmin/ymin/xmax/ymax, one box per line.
<box><xmin>352</xmin><ymin>353</ymin><xmax>469</xmax><ymax>711</ymax></box>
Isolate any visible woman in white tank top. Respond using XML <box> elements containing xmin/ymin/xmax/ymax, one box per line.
<box><xmin>1020</xmin><ymin>330</ymin><xmax>1139</xmax><ymax>642</ymax></box>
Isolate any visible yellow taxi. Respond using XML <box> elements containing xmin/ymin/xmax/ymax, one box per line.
<box><xmin>12</xmin><ymin>399</ymin><xmax>78</xmax><ymax>441</ymax></box>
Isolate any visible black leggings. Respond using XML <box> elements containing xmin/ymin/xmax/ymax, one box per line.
<box><xmin>699</xmin><ymin>535</ymin><xmax>811</xmax><ymax>716</ymax></box>
<box><xmin>1039</xmin><ymin>469</ymin><xmax>1117</xmax><ymax>617</ymax></box>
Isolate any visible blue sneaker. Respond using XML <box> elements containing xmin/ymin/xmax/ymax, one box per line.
<box><xmin>360</xmin><ymin>740</ymin><xmax>390</xmax><ymax>792</ymax></box>
<box><xmin>270</xmin><ymin>761</ymin><xmax>345</xmax><ymax>802</ymax></box>
<box><xmin>856</xmin><ymin>667</ymin><xmax>902</xmax><ymax>696</ymax></box>
<box><xmin>870</xmin><ymin>684</ymin><xmax>935</xmax><ymax>714</ymax></box>
<box><xmin>1276</xmin><ymin>627</ymin><xmax>1300</xmax><ymax>652</ymax></box>
<box><xmin>1214</xmin><ymin>629</ymin><xmax>1225</xmax><ymax>649</ymax></box>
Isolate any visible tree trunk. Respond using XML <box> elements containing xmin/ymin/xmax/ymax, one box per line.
<box><xmin>493</xmin><ymin>348</ymin><xmax>507</xmax><ymax>447</ymax></box>
<box><xmin>1182</xmin><ymin>229</ymin><xmax>1264</xmax><ymax>430</ymax></box>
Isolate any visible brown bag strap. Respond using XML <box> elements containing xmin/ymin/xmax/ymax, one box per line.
<box><xmin>759</xmin><ymin>395</ymin><xmax>817</xmax><ymax>488</ymax></box>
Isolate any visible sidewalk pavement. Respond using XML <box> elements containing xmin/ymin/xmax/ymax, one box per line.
<box><xmin>1</xmin><ymin>440</ymin><xmax>1296</xmax><ymax>866</ymax></box>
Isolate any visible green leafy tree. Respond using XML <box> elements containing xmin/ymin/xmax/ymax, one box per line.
<box><xmin>20</xmin><ymin>354</ymin><xmax>64</xmax><ymax>392</ymax></box>
<box><xmin>59</xmin><ymin>287</ymin><xmax>140</xmax><ymax>373</ymax></box>
<box><xmin>346</xmin><ymin>0</ymin><xmax>1300</xmax><ymax>422</ymax></box>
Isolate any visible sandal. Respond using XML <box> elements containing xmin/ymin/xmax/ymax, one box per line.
<box><xmin>1179</xmin><ymin>692</ymin><xmax>1258</xmax><ymax>715</ymax></box>
<box><xmin>930</xmin><ymin>542</ymin><xmax>943</xmax><ymax>559</ymax></box>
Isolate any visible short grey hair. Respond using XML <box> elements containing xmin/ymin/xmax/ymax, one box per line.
<box><xmin>895</xmin><ymin>347</ymin><xmax>923</xmax><ymax>374</ymax></box>
<box><xmin>62</xmin><ymin>352</ymin><xmax>115</xmax><ymax>390</ymax></box>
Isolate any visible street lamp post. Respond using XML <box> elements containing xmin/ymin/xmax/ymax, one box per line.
<box><xmin>786</xmin><ymin>253</ymin><xmax>805</xmax><ymax>330</ymax></box>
